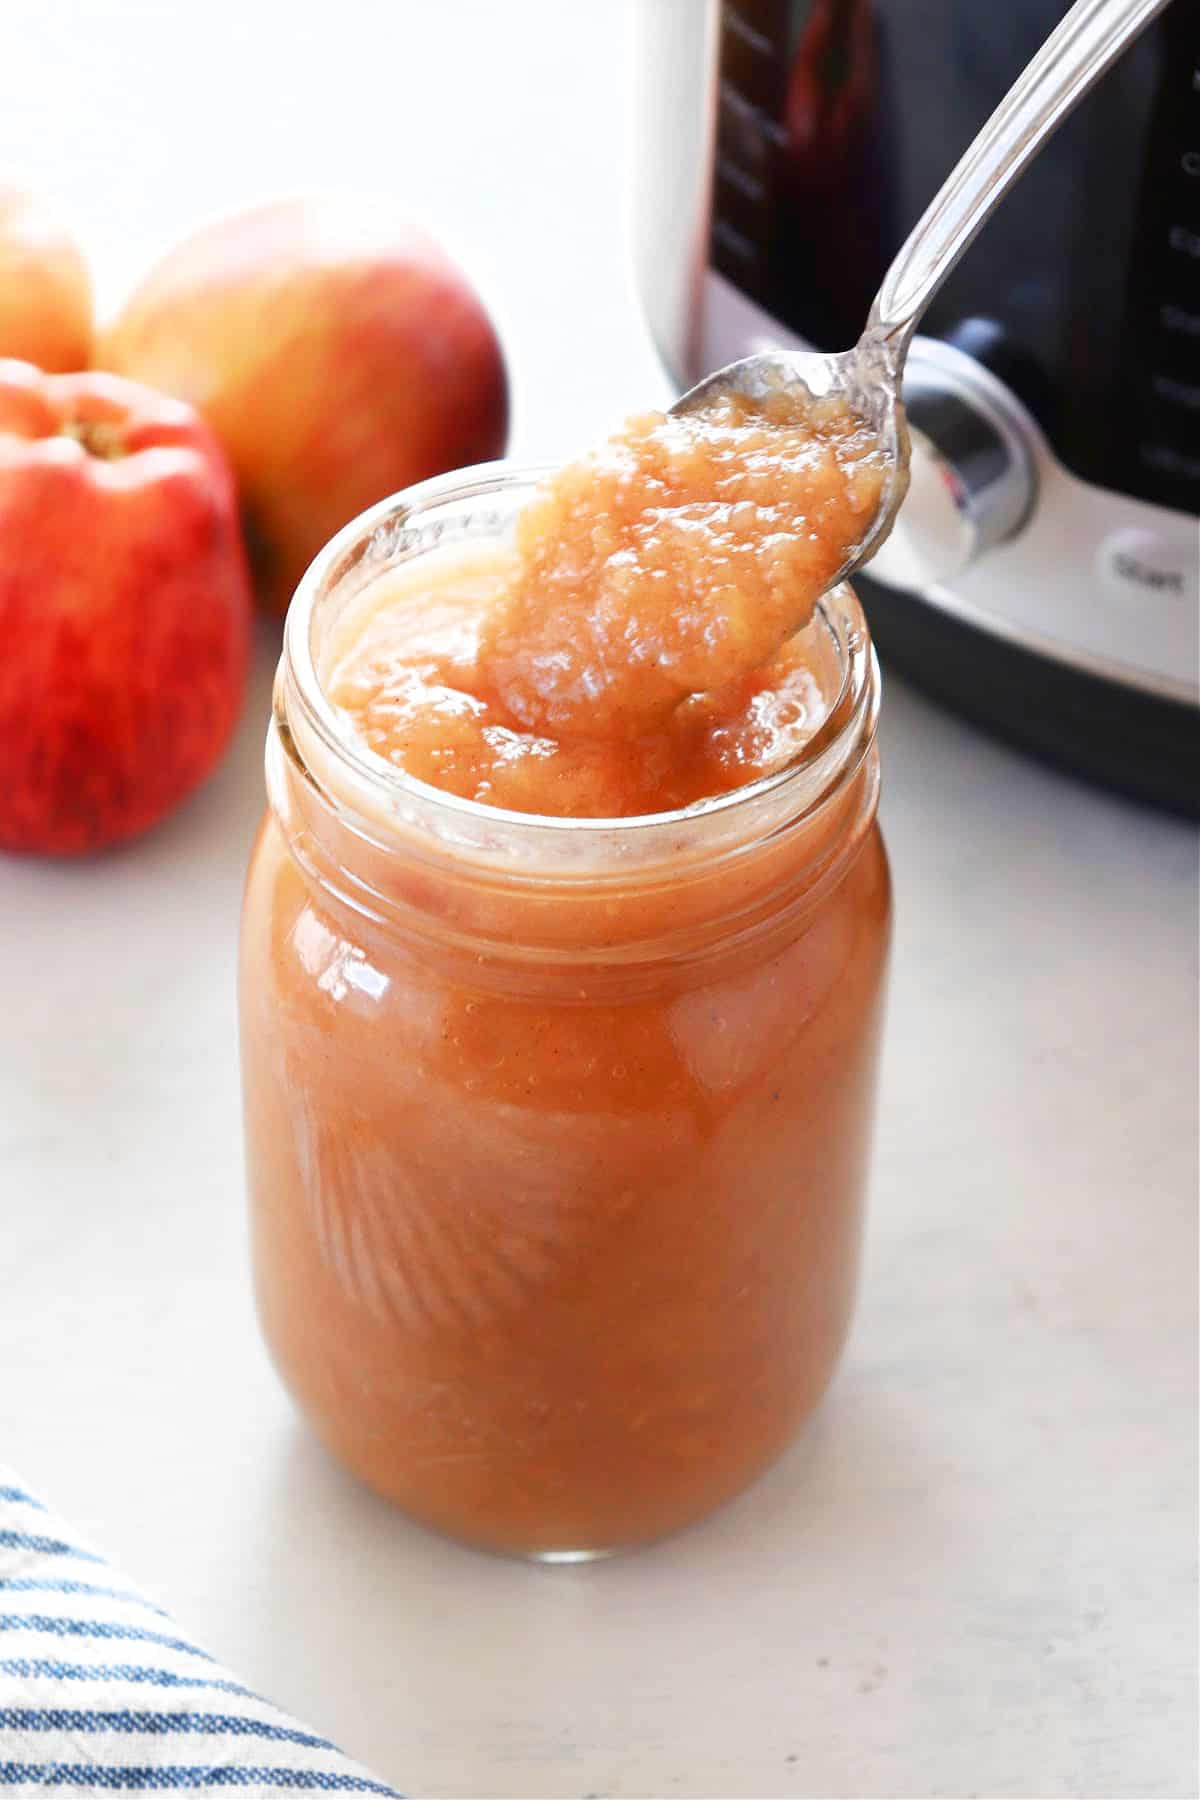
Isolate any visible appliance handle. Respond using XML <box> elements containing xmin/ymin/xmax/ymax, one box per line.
<box><xmin>868</xmin><ymin>0</ymin><xmax>1173</xmax><ymax>351</ymax></box>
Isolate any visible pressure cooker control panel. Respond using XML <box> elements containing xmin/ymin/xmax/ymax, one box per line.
<box><xmin>709</xmin><ymin>0</ymin><xmax>1199</xmax><ymax>520</ymax></box>
<box><xmin>1125</xmin><ymin>23</ymin><xmax>1200</xmax><ymax>515</ymax></box>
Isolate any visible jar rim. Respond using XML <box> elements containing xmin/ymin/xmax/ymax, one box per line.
<box><xmin>279</xmin><ymin>461</ymin><xmax>881</xmax><ymax>874</ymax></box>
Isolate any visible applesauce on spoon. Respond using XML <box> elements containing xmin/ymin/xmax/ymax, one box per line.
<box><xmin>479</xmin><ymin>391</ymin><xmax>885</xmax><ymax>738</ymax></box>
<box><xmin>240</xmin><ymin>388</ymin><xmax>893</xmax><ymax>1556</ymax></box>
<box><xmin>324</xmin><ymin>389</ymin><xmax>886</xmax><ymax>807</ymax></box>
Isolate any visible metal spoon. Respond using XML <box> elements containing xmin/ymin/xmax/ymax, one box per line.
<box><xmin>670</xmin><ymin>0</ymin><xmax>1170</xmax><ymax>586</ymax></box>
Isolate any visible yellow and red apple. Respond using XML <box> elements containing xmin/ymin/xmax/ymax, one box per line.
<box><xmin>0</xmin><ymin>186</ymin><xmax>93</xmax><ymax>373</ymax></box>
<box><xmin>100</xmin><ymin>197</ymin><xmax>509</xmax><ymax>614</ymax></box>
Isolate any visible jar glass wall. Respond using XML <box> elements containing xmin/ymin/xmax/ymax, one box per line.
<box><xmin>239</xmin><ymin>467</ymin><xmax>892</xmax><ymax>1558</ymax></box>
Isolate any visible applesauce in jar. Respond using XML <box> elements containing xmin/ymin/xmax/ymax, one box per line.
<box><xmin>241</xmin><ymin>398</ymin><xmax>891</xmax><ymax>1557</ymax></box>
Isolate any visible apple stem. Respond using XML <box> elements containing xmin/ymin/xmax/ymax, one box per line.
<box><xmin>60</xmin><ymin>418</ymin><xmax>127</xmax><ymax>460</ymax></box>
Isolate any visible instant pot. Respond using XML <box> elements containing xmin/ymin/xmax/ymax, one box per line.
<box><xmin>631</xmin><ymin>0</ymin><xmax>1200</xmax><ymax>814</ymax></box>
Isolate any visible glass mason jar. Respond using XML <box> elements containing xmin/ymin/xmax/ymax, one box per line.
<box><xmin>239</xmin><ymin>466</ymin><xmax>892</xmax><ymax>1559</ymax></box>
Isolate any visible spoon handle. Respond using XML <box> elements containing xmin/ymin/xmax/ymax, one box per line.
<box><xmin>868</xmin><ymin>0</ymin><xmax>1171</xmax><ymax>353</ymax></box>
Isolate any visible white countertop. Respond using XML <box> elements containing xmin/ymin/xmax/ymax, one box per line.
<box><xmin>1</xmin><ymin>5</ymin><xmax>1196</xmax><ymax>1797</ymax></box>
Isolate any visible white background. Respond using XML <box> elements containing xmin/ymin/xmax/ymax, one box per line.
<box><xmin>0</xmin><ymin>4</ymin><xmax>1196</xmax><ymax>1797</ymax></box>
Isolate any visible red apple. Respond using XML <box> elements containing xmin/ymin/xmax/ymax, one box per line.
<box><xmin>99</xmin><ymin>196</ymin><xmax>509</xmax><ymax>615</ymax></box>
<box><xmin>0</xmin><ymin>359</ymin><xmax>253</xmax><ymax>855</ymax></box>
<box><xmin>0</xmin><ymin>187</ymin><xmax>93</xmax><ymax>373</ymax></box>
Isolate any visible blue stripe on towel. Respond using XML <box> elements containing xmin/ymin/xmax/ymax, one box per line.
<box><xmin>0</xmin><ymin>1477</ymin><xmax>402</xmax><ymax>1795</ymax></box>
<box><xmin>0</xmin><ymin>1531</ymin><xmax>103</xmax><ymax>1565</ymax></box>
<box><xmin>0</xmin><ymin>1579</ymin><xmax>169</xmax><ymax>1616</ymax></box>
<box><xmin>0</xmin><ymin>1766</ymin><xmax>398</xmax><ymax>1791</ymax></box>
<box><xmin>0</xmin><ymin>1661</ymin><xmax>254</xmax><ymax>1698</ymax></box>
<box><xmin>0</xmin><ymin>1618</ymin><xmax>215</xmax><ymax>1660</ymax></box>
<box><xmin>0</xmin><ymin>1709</ymin><xmax>335</xmax><ymax>1749</ymax></box>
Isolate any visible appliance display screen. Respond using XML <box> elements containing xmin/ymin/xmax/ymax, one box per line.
<box><xmin>712</xmin><ymin>0</ymin><xmax>1200</xmax><ymax>515</ymax></box>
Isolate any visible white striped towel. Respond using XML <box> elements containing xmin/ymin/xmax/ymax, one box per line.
<box><xmin>0</xmin><ymin>1469</ymin><xmax>401</xmax><ymax>1796</ymax></box>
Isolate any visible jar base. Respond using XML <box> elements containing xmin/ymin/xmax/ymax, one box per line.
<box><xmin>525</xmin><ymin>1546</ymin><xmax>621</xmax><ymax>1565</ymax></box>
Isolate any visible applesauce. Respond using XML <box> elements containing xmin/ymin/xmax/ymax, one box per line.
<box><xmin>240</xmin><ymin>455</ymin><xmax>891</xmax><ymax>1556</ymax></box>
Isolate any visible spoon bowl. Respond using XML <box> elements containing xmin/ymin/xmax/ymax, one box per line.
<box><xmin>670</xmin><ymin>336</ymin><xmax>913</xmax><ymax>591</ymax></box>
